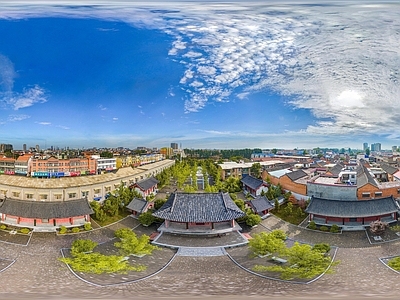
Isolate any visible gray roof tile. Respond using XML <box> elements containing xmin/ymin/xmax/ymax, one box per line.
<box><xmin>134</xmin><ymin>177</ymin><xmax>159</xmax><ymax>191</ymax></box>
<box><xmin>306</xmin><ymin>196</ymin><xmax>398</xmax><ymax>218</ymax></box>
<box><xmin>0</xmin><ymin>198</ymin><xmax>93</xmax><ymax>219</ymax></box>
<box><xmin>152</xmin><ymin>192</ymin><xmax>245</xmax><ymax>222</ymax></box>
<box><xmin>126</xmin><ymin>198</ymin><xmax>148</xmax><ymax>213</ymax></box>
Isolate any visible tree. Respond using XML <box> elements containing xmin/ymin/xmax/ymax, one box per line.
<box><xmin>369</xmin><ymin>220</ymin><xmax>388</xmax><ymax>235</ymax></box>
<box><xmin>250</xmin><ymin>163</ymin><xmax>262</xmax><ymax>178</ymax></box>
<box><xmin>114</xmin><ymin>228</ymin><xmax>158</xmax><ymax>256</ymax></box>
<box><xmin>254</xmin><ymin>242</ymin><xmax>337</xmax><ymax>280</ymax></box>
<box><xmin>248</xmin><ymin>231</ymin><xmax>286</xmax><ymax>257</ymax></box>
<box><xmin>223</xmin><ymin>176</ymin><xmax>241</xmax><ymax>193</ymax></box>
<box><xmin>70</xmin><ymin>239</ymin><xmax>98</xmax><ymax>256</ymax></box>
<box><xmin>138</xmin><ymin>211</ymin><xmax>156</xmax><ymax>226</ymax></box>
<box><xmin>154</xmin><ymin>198</ymin><xmax>167</xmax><ymax>210</ymax></box>
<box><xmin>60</xmin><ymin>252</ymin><xmax>145</xmax><ymax>274</ymax></box>
<box><xmin>245</xmin><ymin>213</ymin><xmax>262</xmax><ymax>227</ymax></box>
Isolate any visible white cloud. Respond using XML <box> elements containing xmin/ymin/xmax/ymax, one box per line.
<box><xmin>1</xmin><ymin>2</ymin><xmax>400</xmax><ymax>138</ymax></box>
<box><xmin>37</xmin><ymin>121</ymin><xmax>51</xmax><ymax>125</ymax></box>
<box><xmin>8</xmin><ymin>114</ymin><xmax>30</xmax><ymax>122</ymax></box>
<box><xmin>0</xmin><ymin>54</ymin><xmax>16</xmax><ymax>92</ymax></box>
<box><xmin>9</xmin><ymin>85</ymin><xmax>47</xmax><ymax>110</ymax></box>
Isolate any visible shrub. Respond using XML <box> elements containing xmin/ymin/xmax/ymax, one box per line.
<box><xmin>20</xmin><ymin>228</ymin><xmax>30</xmax><ymax>234</ymax></box>
<box><xmin>84</xmin><ymin>222</ymin><xmax>92</xmax><ymax>231</ymax></box>
<box><xmin>245</xmin><ymin>213</ymin><xmax>262</xmax><ymax>227</ymax></box>
<box><xmin>71</xmin><ymin>227</ymin><xmax>80</xmax><ymax>233</ymax></box>
<box><xmin>71</xmin><ymin>239</ymin><xmax>98</xmax><ymax>256</ymax></box>
<box><xmin>0</xmin><ymin>224</ymin><xmax>7</xmax><ymax>230</ymax></box>
<box><xmin>320</xmin><ymin>225</ymin><xmax>329</xmax><ymax>232</ymax></box>
<box><xmin>270</xmin><ymin>229</ymin><xmax>287</xmax><ymax>241</ymax></box>
<box><xmin>330</xmin><ymin>224</ymin><xmax>340</xmax><ymax>233</ymax></box>
<box><xmin>308</xmin><ymin>221</ymin><xmax>317</xmax><ymax>230</ymax></box>
<box><xmin>312</xmin><ymin>243</ymin><xmax>331</xmax><ymax>254</ymax></box>
<box><xmin>138</xmin><ymin>211</ymin><xmax>156</xmax><ymax>226</ymax></box>
<box><xmin>59</xmin><ymin>225</ymin><xmax>67</xmax><ymax>234</ymax></box>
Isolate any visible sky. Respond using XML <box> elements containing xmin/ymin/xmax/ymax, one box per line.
<box><xmin>0</xmin><ymin>1</ymin><xmax>400</xmax><ymax>150</ymax></box>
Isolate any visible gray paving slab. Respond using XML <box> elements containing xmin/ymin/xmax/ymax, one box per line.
<box><xmin>177</xmin><ymin>246</ymin><xmax>226</xmax><ymax>257</ymax></box>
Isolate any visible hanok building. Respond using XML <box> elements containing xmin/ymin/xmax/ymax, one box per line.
<box><xmin>240</xmin><ymin>175</ymin><xmax>269</xmax><ymax>198</ymax></box>
<box><xmin>0</xmin><ymin>197</ymin><xmax>93</xmax><ymax>231</ymax></box>
<box><xmin>306</xmin><ymin>196</ymin><xmax>399</xmax><ymax>227</ymax></box>
<box><xmin>152</xmin><ymin>192</ymin><xmax>245</xmax><ymax>235</ymax></box>
<box><xmin>246</xmin><ymin>195</ymin><xmax>274</xmax><ymax>218</ymax></box>
<box><xmin>132</xmin><ymin>177</ymin><xmax>159</xmax><ymax>198</ymax></box>
<box><xmin>126</xmin><ymin>198</ymin><xmax>153</xmax><ymax>217</ymax></box>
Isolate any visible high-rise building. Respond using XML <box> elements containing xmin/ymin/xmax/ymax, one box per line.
<box><xmin>0</xmin><ymin>144</ymin><xmax>13</xmax><ymax>152</ymax></box>
<box><xmin>370</xmin><ymin>143</ymin><xmax>381</xmax><ymax>152</ymax></box>
<box><xmin>23</xmin><ymin>144</ymin><xmax>27</xmax><ymax>152</ymax></box>
<box><xmin>363</xmin><ymin>143</ymin><xmax>368</xmax><ymax>151</ymax></box>
<box><xmin>171</xmin><ymin>143</ymin><xmax>178</xmax><ymax>150</ymax></box>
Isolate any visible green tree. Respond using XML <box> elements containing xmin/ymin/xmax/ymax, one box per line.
<box><xmin>222</xmin><ymin>176</ymin><xmax>241</xmax><ymax>193</ymax></box>
<box><xmin>60</xmin><ymin>252</ymin><xmax>144</xmax><ymax>274</ymax></box>
<box><xmin>250</xmin><ymin>163</ymin><xmax>262</xmax><ymax>178</ymax></box>
<box><xmin>254</xmin><ymin>242</ymin><xmax>336</xmax><ymax>280</ymax></box>
<box><xmin>114</xmin><ymin>228</ymin><xmax>158</xmax><ymax>256</ymax></box>
<box><xmin>246</xmin><ymin>213</ymin><xmax>262</xmax><ymax>227</ymax></box>
<box><xmin>70</xmin><ymin>239</ymin><xmax>98</xmax><ymax>256</ymax></box>
<box><xmin>248</xmin><ymin>231</ymin><xmax>287</xmax><ymax>257</ymax></box>
<box><xmin>138</xmin><ymin>211</ymin><xmax>156</xmax><ymax>226</ymax></box>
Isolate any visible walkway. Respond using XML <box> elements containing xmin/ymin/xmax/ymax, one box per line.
<box><xmin>0</xmin><ymin>214</ymin><xmax>400</xmax><ymax>299</ymax></box>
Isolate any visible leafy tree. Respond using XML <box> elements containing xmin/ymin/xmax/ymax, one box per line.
<box><xmin>250</xmin><ymin>163</ymin><xmax>262</xmax><ymax>178</ymax></box>
<box><xmin>154</xmin><ymin>198</ymin><xmax>167</xmax><ymax>210</ymax></box>
<box><xmin>60</xmin><ymin>252</ymin><xmax>145</xmax><ymax>274</ymax></box>
<box><xmin>274</xmin><ymin>199</ymin><xmax>280</xmax><ymax>212</ymax></box>
<box><xmin>222</xmin><ymin>176</ymin><xmax>241</xmax><ymax>193</ymax></box>
<box><xmin>138</xmin><ymin>211</ymin><xmax>156</xmax><ymax>226</ymax></box>
<box><xmin>234</xmin><ymin>199</ymin><xmax>245</xmax><ymax>211</ymax></box>
<box><xmin>254</xmin><ymin>242</ymin><xmax>336</xmax><ymax>280</ymax></box>
<box><xmin>312</xmin><ymin>243</ymin><xmax>331</xmax><ymax>254</ymax></box>
<box><xmin>248</xmin><ymin>231</ymin><xmax>287</xmax><ymax>257</ymax></box>
<box><xmin>70</xmin><ymin>239</ymin><xmax>98</xmax><ymax>256</ymax></box>
<box><xmin>246</xmin><ymin>213</ymin><xmax>262</xmax><ymax>227</ymax></box>
<box><xmin>114</xmin><ymin>228</ymin><xmax>158</xmax><ymax>256</ymax></box>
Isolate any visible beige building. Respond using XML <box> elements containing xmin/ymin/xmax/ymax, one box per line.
<box><xmin>0</xmin><ymin>159</ymin><xmax>174</xmax><ymax>202</ymax></box>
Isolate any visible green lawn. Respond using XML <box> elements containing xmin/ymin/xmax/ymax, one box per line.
<box><xmin>272</xmin><ymin>202</ymin><xmax>307</xmax><ymax>225</ymax></box>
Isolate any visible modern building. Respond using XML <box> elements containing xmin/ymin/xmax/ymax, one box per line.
<box><xmin>171</xmin><ymin>143</ymin><xmax>178</xmax><ymax>150</ymax></box>
<box><xmin>363</xmin><ymin>143</ymin><xmax>369</xmax><ymax>151</ymax></box>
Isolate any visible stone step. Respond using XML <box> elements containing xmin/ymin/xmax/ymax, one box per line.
<box><xmin>177</xmin><ymin>247</ymin><xmax>227</xmax><ymax>257</ymax></box>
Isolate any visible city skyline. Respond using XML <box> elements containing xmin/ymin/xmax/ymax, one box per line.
<box><xmin>1</xmin><ymin>1</ymin><xmax>400</xmax><ymax>150</ymax></box>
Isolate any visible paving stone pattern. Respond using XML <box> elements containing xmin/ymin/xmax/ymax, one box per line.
<box><xmin>1</xmin><ymin>215</ymin><xmax>400</xmax><ymax>299</ymax></box>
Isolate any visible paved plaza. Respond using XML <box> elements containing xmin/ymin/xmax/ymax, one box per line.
<box><xmin>0</xmin><ymin>215</ymin><xmax>400</xmax><ymax>299</ymax></box>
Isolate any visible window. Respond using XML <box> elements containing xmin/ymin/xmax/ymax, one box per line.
<box><xmin>375</xmin><ymin>192</ymin><xmax>383</xmax><ymax>197</ymax></box>
<box><xmin>68</xmin><ymin>193</ymin><xmax>76</xmax><ymax>199</ymax></box>
<box><xmin>82</xmin><ymin>191</ymin><xmax>89</xmax><ymax>197</ymax></box>
<box><xmin>54</xmin><ymin>194</ymin><xmax>62</xmax><ymax>200</ymax></box>
<box><xmin>26</xmin><ymin>193</ymin><xmax>33</xmax><ymax>199</ymax></box>
<box><xmin>12</xmin><ymin>192</ymin><xmax>20</xmax><ymax>198</ymax></box>
<box><xmin>94</xmin><ymin>188</ymin><xmax>101</xmax><ymax>194</ymax></box>
<box><xmin>362</xmin><ymin>192</ymin><xmax>370</xmax><ymax>198</ymax></box>
<box><xmin>105</xmin><ymin>186</ymin><xmax>111</xmax><ymax>192</ymax></box>
<box><xmin>40</xmin><ymin>194</ymin><xmax>48</xmax><ymax>200</ymax></box>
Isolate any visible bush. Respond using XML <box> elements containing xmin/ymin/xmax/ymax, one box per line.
<box><xmin>245</xmin><ymin>213</ymin><xmax>262</xmax><ymax>227</ymax></box>
<box><xmin>71</xmin><ymin>227</ymin><xmax>80</xmax><ymax>233</ymax></box>
<box><xmin>20</xmin><ymin>228</ymin><xmax>30</xmax><ymax>234</ymax></box>
<box><xmin>59</xmin><ymin>225</ymin><xmax>67</xmax><ymax>234</ymax></box>
<box><xmin>312</xmin><ymin>243</ymin><xmax>331</xmax><ymax>254</ymax></box>
<box><xmin>71</xmin><ymin>239</ymin><xmax>98</xmax><ymax>256</ymax></box>
<box><xmin>270</xmin><ymin>229</ymin><xmax>287</xmax><ymax>241</ymax></box>
<box><xmin>0</xmin><ymin>224</ymin><xmax>7</xmax><ymax>230</ymax></box>
<box><xmin>308</xmin><ymin>221</ymin><xmax>317</xmax><ymax>230</ymax></box>
<box><xmin>330</xmin><ymin>224</ymin><xmax>340</xmax><ymax>233</ymax></box>
<box><xmin>320</xmin><ymin>225</ymin><xmax>329</xmax><ymax>232</ymax></box>
<box><xmin>138</xmin><ymin>211</ymin><xmax>156</xmax><ymax>226</ymax></box>
<box><xmin>84</xmin><ymin>222</ymin><xmax>92</xmax><ymax>231</ymax></box>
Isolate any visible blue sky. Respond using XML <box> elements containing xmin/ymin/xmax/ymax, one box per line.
<box><xmin>0</xmin><ymin>1</ymin><xmax>400</xmax><ymax>150</ymax></box>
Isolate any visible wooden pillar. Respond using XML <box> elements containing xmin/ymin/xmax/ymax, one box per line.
<box><xmin>186</xmin><ymin>222</ymin><xmax>188</xmax><ymax>230</ymax></box>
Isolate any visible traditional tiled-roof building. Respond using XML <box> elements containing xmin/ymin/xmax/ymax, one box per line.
<box><xmin>240</xmin><ymin>175</ymin><xmax>269</xmax><ymax>198</ymax></box>
<box><xmin>126</xmin><ymin>198</ymin><xmax>153</xmax><ymax>217</ymax></box>
<box><xmin>0</xmin><ymin>197</ymin><xmax>93</xmax><ymax>230</ymax></box>
<box><xmin>306</xmin><ymin>196</ymin><xmax>399</xmax><ymax>227</ymax></box>
<box><xmin>153</xmin><ymin>192</ymin><xmax>245</xmax><ymax>235</ymax></box>
<box><xmin>246</xmin><ymin>195</ymin><xmax>274</xmax><ymax>218</ymax></box>
<box><xmin>132</xmin><ymin>176</ymin><xmax>159</xmax><ymax>198</ymax></box>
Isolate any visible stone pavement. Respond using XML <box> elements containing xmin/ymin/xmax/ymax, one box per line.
<box><xmin>0</xmin><ymin>214</ymin><xmax>400</xmax><ymax>299</ymax></box>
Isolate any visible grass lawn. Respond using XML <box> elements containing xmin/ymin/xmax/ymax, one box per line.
<box><xmin>91</xmin><ymin>209</ymin><xmax>132</xmax><ymax>227</ymax></box>
<box><xmin>272</xmin><ymin>202</ymin><xmax>307</xmax><ymax>225</ymax></box>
